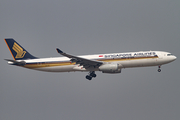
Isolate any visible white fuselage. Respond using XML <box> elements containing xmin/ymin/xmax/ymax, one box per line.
<box><xmin>10</xmin><ymin>51</ymin><xmax>176</xmax><ymax>73</ymax></box>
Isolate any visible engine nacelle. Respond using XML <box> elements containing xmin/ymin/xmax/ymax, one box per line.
<box><xmin>99</xmin><ymin>63</ymin><xmax>121</xmax><ymax>73</ymax></box>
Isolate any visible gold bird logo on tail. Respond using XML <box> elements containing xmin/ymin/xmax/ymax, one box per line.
<box><xmin>12</xmin><ymin>42</ymin><xmax>26</xmax><ymax>58</ymax></box>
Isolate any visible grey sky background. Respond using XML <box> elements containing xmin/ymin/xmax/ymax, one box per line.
<box><xmin>0</xmin><ymin>0</ymin><xmax>179</xmax><ymax>120</ymax></box>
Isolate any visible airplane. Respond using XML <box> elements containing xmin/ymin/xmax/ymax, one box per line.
<box><xmin>4</xmin><ymin>38</ymin><xmax>177</xmax><ymax>80</ymax></box>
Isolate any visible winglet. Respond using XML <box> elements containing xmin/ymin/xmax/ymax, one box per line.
<box><xmin>56</xmin><ymin>48</ymin><xmax>63</xmax><ymax>54</ymax></box>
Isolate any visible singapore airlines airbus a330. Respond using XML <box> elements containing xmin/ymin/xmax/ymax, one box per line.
<box><xmin>4</xmin><ymin>38</ymin><xmax>177</xmax><ymax>80</ymax></box>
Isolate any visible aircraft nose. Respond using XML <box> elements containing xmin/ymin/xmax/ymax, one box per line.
<box><xmin>171</xmin><ymin>55</ymin><xmax>177</xmax><ymax>61</ymax></box>
<box><xmin>166</xmin><ymin>55</ymin><xmax>177</xmax><ymax>63</ymax></box>
<box><xmin>173</xmin><ymin>56</ymin><xmax>177</xmax><ymax>60</ymax></box>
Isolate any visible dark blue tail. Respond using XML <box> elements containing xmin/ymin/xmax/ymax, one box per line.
<box><xmin>4</xmin><ymin>38</ymin><xmax>37</xmax><ymax>60</ymax></box>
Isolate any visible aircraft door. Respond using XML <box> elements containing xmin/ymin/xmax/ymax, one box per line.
<box><xmin>155</xmin><ymin>52</ymin><xmax>164</xmax><ymax>65</ymax></box>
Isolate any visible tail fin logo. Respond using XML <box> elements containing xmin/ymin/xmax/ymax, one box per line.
<box><xmin>12</xmin><ymin>42</ymin><xmax>26</xmax><ymax>58</ymax></box>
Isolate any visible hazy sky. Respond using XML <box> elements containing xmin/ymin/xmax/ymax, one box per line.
<box><xmin>0</xmin><ymin>0</ymin><xmax>179</xmax><ymax>120</ymax></box>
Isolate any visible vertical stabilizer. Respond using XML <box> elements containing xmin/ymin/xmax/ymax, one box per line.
<box><xmin>4</xmin><ymin>38</ymin><xmax>37</xmax><ymax>60</ymax></box>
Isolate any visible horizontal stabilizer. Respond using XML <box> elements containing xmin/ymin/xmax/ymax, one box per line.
<box><xmin>5</xmin><ymin>59</ymin><xmax>26</xmax><ymax>66</ymax></box>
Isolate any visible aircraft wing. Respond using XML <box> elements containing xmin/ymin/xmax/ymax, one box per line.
<box><xmin>56</xmin><ymin>48</ymin><xmax>103</xmax><ymax>68</ymax></box>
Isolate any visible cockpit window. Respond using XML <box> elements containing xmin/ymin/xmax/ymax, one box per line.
<box><xmin>167</xmin><ymin>54</ymin><xmax>173</xmax><ymax>56</ymax></box>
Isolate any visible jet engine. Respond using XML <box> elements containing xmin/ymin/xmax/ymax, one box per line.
<box><xmin>99</xmin><ymin>63</ymin><xmax>122</xmax><ymax>73</ymax></box>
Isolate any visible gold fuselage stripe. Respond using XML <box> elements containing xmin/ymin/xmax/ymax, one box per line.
<box><xmin>24</xmin><ymin>56</ymin><xmax>158</xmax><ymax>69</ymax></box>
